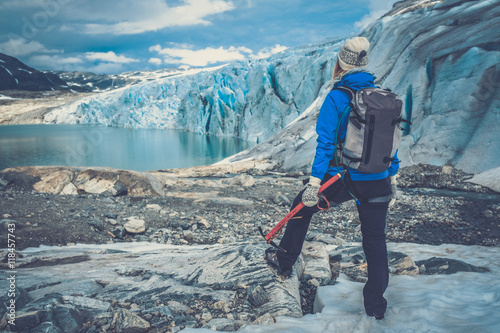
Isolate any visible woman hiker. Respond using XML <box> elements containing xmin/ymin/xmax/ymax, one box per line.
<box><xmin>264</xmin><ymin>37</ymin><xmax>399</xmax><ymax>320</ymax></box>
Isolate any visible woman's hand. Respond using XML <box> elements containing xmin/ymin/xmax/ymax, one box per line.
<box><xmin>302</xmin><ymin>176</ymin><xmax>322</xmax><ymax>207</ymax></box>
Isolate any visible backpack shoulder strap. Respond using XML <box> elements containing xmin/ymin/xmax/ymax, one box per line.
<box><xmin>332</xmin><ymin>86</ymin><xmax>355</xmax><ymax>101</ymax></box>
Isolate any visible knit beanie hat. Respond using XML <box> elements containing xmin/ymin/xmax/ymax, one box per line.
<box><xmin>338</xmin><ymin>37</ymin><xmax>370</xmax><ymax>71</ymax></box>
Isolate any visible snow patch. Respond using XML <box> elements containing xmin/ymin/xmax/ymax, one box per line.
<box><xmin>0</xmin><ymin>94</ymin><xmax>16</xmax><ymax>100</ymax></box>
<box><xmin>1</xmin><ymin>65</ymin><xmax>13</xmax><ymax>76</ymax></box>
<box><xmin>18</xmin><ymin>68</ymin><xmax>32</xmax><ymax>74</ymax></box>
<box><xmin>467</xmin><ymin>166</ymin><xmax>500</xmax><ymax>193</ymax></box>
<box><xmin>182</xmin><ymin>242</ymin><xmax>500</xmax><ymax>333</ymax></box>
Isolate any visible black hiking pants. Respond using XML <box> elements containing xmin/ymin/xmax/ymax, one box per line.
<box><xmin>276</xmin><ymin>173</ymin><xmax>392</xmax><ymax>317</ymax></box>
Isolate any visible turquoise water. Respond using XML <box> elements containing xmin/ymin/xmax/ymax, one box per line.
<box><xmin>0</xmin><ymin>124</ymin><xmax>252</xmax><ymax>171</ymax></box>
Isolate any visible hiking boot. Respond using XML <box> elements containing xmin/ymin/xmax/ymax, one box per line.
<box><xmin>368</xmin><ymin>313</ymin><xmax>384</xmax><ymax>320</ymax></box>
<box><xmin>265</xmin><ymin>247</ymin><xmax>293</xmax><ymax>278</ymax></box>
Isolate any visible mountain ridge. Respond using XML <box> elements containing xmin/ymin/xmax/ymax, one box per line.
<box><xmin>0</xmin><ymin>53</ymin><xmax>68</xmax><ymax>91</ymax></box>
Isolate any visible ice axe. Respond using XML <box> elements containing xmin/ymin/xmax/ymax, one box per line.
<box><xmin>258</xmin><ymin>171</ymin><xmax>344</xmax><ymax>252</ymax></box>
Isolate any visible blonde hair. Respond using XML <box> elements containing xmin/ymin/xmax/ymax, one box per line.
<box><xmin>332</xmin><ymin>59</ymin><xmax>347</xmax><ymax>81</ymax></box>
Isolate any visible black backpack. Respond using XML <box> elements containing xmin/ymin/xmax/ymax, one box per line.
<box><xmin>331</xmin><ymin>86</ymin><xmax>409</xmax><ymax>173</ymax></box>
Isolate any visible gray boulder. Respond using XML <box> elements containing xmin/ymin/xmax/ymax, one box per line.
<box><xmin>416</xmin><ymin>257</ymin><xmax>489</xmax><ymax>275</ymax></box>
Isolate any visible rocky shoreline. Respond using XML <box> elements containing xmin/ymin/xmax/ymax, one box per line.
<box><xmin>1</xmin><ymin>163</ymin><xmax>499</xmax><ymax>251</ymax></box>
<box><xmin>1</xmin><ymin>163</ymin><xmax>499</xmax><ymax>332</ymax></box>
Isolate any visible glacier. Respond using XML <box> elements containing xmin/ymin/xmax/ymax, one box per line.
<box><xmin>44</xmin><ymin>42</ymin><xmax>337</xmax><ymax>144</ymax></box>
<box><xmin>44</xmin><ymin>0</ymin><xmax>500</xmax><ymax>174</ymax></box>
<box><xmin>219</xmin><ymin>0</ymin><xmax>500</xmax><ymax>176</ymax></box>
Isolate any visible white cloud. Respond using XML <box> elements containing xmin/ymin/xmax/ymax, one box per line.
<box><xmin>150</xmin><ymin>45</ymin><xmax>253</xmax><ymax>67</ymax></box>
<box><xmin>355</xmin><ymin>0</ymin><xmax>398</xmax><ymax>30</ymax></box>
<box><xmin>87</xmin><ymin>62</ymin><xmax>127</xmax><ymax>74</ymax></box>
<box><xmin>81</xmin><ymin>0</ymin><xmax>235</xmax><ymax>35</ymax></box>
<box><xmin>148</xmin><ymin>58</ymin><xmax>162</xmax><ymax>65</ymax></box>
<box><xmin>28</xmin><ymin>54</ymin><xmax>129</xmax><ymax>73</ymax></box>
<box><xmin>149</xmin><ymin>45</ymin><xmax>163</xmax><ymax>53</ymax></box>
<box><xmin>150</xmin><ymin>43</ymin><xmax>288</xmax><ymax>67</ymax></box>
<box><xmin>149</xmin><ymin>41</ymin><xmax>282</xmax><ymax>70</ymax></box>
<box><xmin>0</xmin><ymin>38</ymin><xmax>61</xmax><ymax>57</ymax></box>
<box><xmin>85</xmin><ymin>51</ymin><xmax>139</xmax><ymax>64</ymax></box>
<box><xmin>24</xmin><ymin>51</ymin><xmax>138</xmax><ymax>73</ymax></box>
<box><xmin>251</xmin><ymin>44</ymin><xmax>288</xmax><ymax>60</ymax></box>
<box><xmin>28</xmin><ymin>54</ymin><xmax>83</xmax><ymax>70</ymax></box>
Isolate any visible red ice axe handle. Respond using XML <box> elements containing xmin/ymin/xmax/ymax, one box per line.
<box><xmin>258</xmin><ymin>171</ymin><xmax>344</xmax><ymax>247</ymax></box>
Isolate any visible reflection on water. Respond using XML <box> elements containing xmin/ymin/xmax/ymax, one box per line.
<box><xmin>0</xmin><ymin>124</ymin><xmax>253</xmax><ymax>171</ymax></box>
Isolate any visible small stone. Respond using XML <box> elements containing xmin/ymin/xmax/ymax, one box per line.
<box><xmin>93</xmin><ymin>312</ymin><xmax>113</xmax><ymax>327</ymax></box>
<box><xmin>9</xmin><ymin>310</ymin><xmax>42</xmax><ymax>331</ymax></box>
<box><xmin>308</xmin><ymin>278</ymin><xmax>320</xmax><ymax>287</ymax></box>
<box><xmin>101</xmin><ymin>197</ymin><xmax>114</xmax><ymax>204</ymax></box>
<box><xmin>204</xmin><ymin>318</ymin><xmax>237</xmax><ymax>331</ymax></box>
<box><xmin>124</xmin><ymin>218</ymin><xmax>146</xmax><ymax>234</ymax></box>
<box><xmin>0</xmin><ymin>177</ymin><xmax>8</xmax><ymax>186</ymax></box>
<box><xmin>104</xmin><ymin>212</ymin><xmax>118</xmax><ymax>219</ymax></box>
<box><xmin>483</xmin><ymin>210</ymin><xmax>494</xmax><ymax>218</ymax></box>
<box><xmin>218</xmin><ymin>236</ymin><xmax>236</xmax><ymax>244</ymax></box>
<box><xmin>183</xmin><ymin>230</ymin><xmax>194</xmax><ymax>241</ymax></box>
<box><xmin>135</xmin><ymin>235</ymin><xmax>150</xmax><ymax>242</ymax></box>
<box><xmin>106</xmin><ymin>218</ymin><xmax>118</xmax><ymax>225</ymax></box>
<box><xmin>442</xmin><ymin>165</ymin><xmax>453</xmax><ymax>175</ymax></box>
<box><xmin>237</xmin><ymin>312</ymin><xmax>250</xmax><ymax>321</ymax></box>
<box><xmin>0</xmin><ymin>219</ymin><xmax>17</xmax><ymax>230</ymax></box>
<box><xmin>52</xmin><ymin>304</ymin><xmax>84</xmax><ymax>332</ymax></box>
<box><xmin>146</xmin><ymin>204</ymin><xmax>162</xmax><ymax>212</ymax></box>
<box><xmin>201</xmin><ymin>310</ymin><xmax>213</xmax><ymax>321</ymax></box>
<box><xmin>388</xmin><ymin>252</ymin><xmax>419</xmax><ymax>275</ymax></box>
<box><xmin>112</xmin><ymin>308</ymin><xmax>150</xmax><ymax>333</ymax></box>
<box><xmin>197</xmin><ymin>218</ymin><xmax>210</xmax><ymax>229</ymax></box>
<box><xmin>247</xmin><ymin>285</ymin><xmax>269</xmax><ymax>307</ymax></box>
<box><xmin>251</xmin><ymin>313</ymin><xmax>275</xmax><ymax>326</ymax></box>
<box><xmin>88</xmin><ymin>218</ymin><xmax>104</xmax><ymax>231</ymax></box>
<box><xmin>167</xmin><ymin>301</ymin><xmax>191</xmax><ymax>314</ymax></box>
<box><xmin>112</xmin><ymin>226</ymin><xmax>126</xmax><ymax>239</ymax></box>
<box><xmin>213</xmin><ymin>301</ymin><xmax>227</xmax><ymax>310</ymax></box>
<box><xmin>103</xmin><ymin>182</ymin><xmax>128</xmax><ymax>197</ymax></box>
<box><xmin>142</xmin><ymin>305</ymin><xmax>173</xmax><ymax>317</ymax></box>
<box><xmin>230</xmin><ymin>174</ymin><xmax>255</xmax><ymax>187</ymax></box>
<box><xmin>415</xmin><ymin>257</ymin><xmax>489</xmax><ymax>275</ymax></box>
<box><xmin>273</xmin><ymin>194</ymin><xmax>291</xmax><ymax>207</ymax></box>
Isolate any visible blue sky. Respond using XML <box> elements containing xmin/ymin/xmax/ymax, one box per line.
<box><xmin>0</xmin><ymin>0</ymin><xmax>397</xmax><ymax>74</ymax></box>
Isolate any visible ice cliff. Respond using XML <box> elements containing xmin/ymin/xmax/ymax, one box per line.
<box><xmin>44</xmin><ymin>42</ymin><xmax>336</xmax><ymax>144</ymax></box>
<box><xmin>44</xmin><ymin>0</ymin><xmax>500</xmax><ymax>174</ymax></box>
<box><xmin>220</xmin><ymin>0</ymin><xmax>500</xmax><ymax>175</ymax></box>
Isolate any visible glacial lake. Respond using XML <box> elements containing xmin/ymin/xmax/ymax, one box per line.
<box><xmin>0</xmin><ymin>124</ymin><xmax>253</xmax><ymax>172</ymax></box>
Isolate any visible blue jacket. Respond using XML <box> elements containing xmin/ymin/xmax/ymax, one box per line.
<box><xmin>311</xmin><ymin>70</ymin><xmax>399</xmax><ymax>181</ymax></box>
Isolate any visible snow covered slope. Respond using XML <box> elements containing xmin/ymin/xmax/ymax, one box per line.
<box><xmin>220</xmin><ymin>0</ymin><xmax>500</xmax><ymax>175</ymax></box>
<box><xmin>44</xmin><ymin>67</ymin><xmax>187</xmax><ymax>93</ymax></box>
<box><xmin>365</xmin><ymin>0</ymin><xmax>500</xmax><ymax>174</ymax></box>
<box><xmin>44</xmin><ymin>0</ymin><xmax>500</xmax><ymax>174</ymax></box>
<box><xmin>0</xmin><ymin>53</ymin><xmax>68</xmax><ymax>91</ymax></box>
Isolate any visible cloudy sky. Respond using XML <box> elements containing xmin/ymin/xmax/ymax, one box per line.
<box><xmin>0</xmin><ymin>0</ymin><xmax>397</xmax><ymax>74</ymax></box>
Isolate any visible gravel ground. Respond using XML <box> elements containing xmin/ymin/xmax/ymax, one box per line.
<box><xmin>1</xmin><ymin>164</ymin><xmax>499</xmax><ymax>250</ymax></box>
